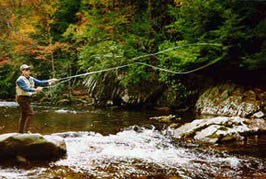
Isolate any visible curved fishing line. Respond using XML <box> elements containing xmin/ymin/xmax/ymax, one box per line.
<box><xmin>134</xmin><ymin>56</ymin><xmax>222</xmax><ymax>75</ymax></box>
<box><xmin>44</xmin><ymin>42</ymin><xmax>222</xmax><ymax>89</ymax></box>
<box><xmin>131</xmin><ymin>42</ymin><xmax>222</xmax><ymax>61</ymax></box>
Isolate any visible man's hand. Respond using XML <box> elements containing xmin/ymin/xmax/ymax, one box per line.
<box><xmin>35</xmin><ymin>87</ymin><xmax>43</xmax><ymax>92</ymax></box>
<box><xmin>48</xmin><ymin>78</ymin><xmax>58</xmax><ymax>84</ymax></box>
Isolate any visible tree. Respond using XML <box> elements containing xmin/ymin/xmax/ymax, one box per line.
<box><xmin>166</xmin><ymin>0</ymin><xmax>266</xmax><ymax>72</ymax></box>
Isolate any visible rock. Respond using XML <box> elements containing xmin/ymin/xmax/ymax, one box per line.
<box><xmin>245</xmin><ymin>118</ymin><xmax>266</xmax><ymax>131</ymax></box>
<box><xmin>168</xmin><ymin>123</ymin><xmax>179</xmax><ymax>129</ymax></box>
<box><xmin>149</xmin><ymin>114</ymin><xmax>177</xmax><ymax>123</ymax></box>
<box><xmin>16</xmin><ymin>155</ymin><xmax>27</xmax><ymax>163</ymax></box>
<box><xmin>0</xmin><ymin>133</ymin><xmax>66</xmax><ymax>162</ymax></box>
<box><xmin>84</xmin><ymin>73</ymin><xmax>165</xmax><ymax>106</ymax></box>
<box><xmin>251</xmin><ymin>111</ymin><xmax>265</xmax><ymax>119</ymax></box>
<box><xmin>173</xmin><ymin>117</ymin><xmax>230</xmax><ymax>139</ymax></box>
<box><xmin>244</xmin><ymin>90</ymin><xmax>257</xmax><ymax>101</ymax></box>
<box><xmin>173</xmin><ymin>116</ymin><xmax>266</xmax><ymax>144</ymax></box>
<box><xmin>196</xmin><ymin>82</ymin><xmax>266</xmax><ymax>117</ymax></box>
<box><xmin>194</xmin><ymin>125</ymin><xmax>221</xmax><ymax>143</ymax></box>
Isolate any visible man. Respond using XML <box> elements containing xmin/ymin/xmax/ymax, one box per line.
<box><xmin>16</xmin><ymin>64</ymin><xmax>57</xmax><ymax>133</ymax></box>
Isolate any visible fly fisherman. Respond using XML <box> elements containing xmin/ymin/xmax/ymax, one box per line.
<box><xmin>16</xmin><ymin>64</ymin><xmax>57</xmax><ymax>133</ymax></box>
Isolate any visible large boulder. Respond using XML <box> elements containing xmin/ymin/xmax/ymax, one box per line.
<box><xmin>172</xmin><ymin>116</ymin><xmax>266</xmax><ymax>143</ymax></box>
<box><xmin>84</xmin><ymin>73</ymin><xmax>164</xmax><ymax>106</ymax></box>
<box><xmin>195</xmin><ymin>83</ymin><xmax>266</xmax><ymax>117</ymax></box>
<box><xmin>0</xmin><ymin>133</ymin><xmax>66</xmax><ymax>162</ymax></box>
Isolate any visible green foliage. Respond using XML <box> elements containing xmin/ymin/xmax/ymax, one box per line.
<box><xmin>240</xmin><ymin>14</ymin><xmax>266</xmax><ymax>70</ymax></box>
<box><xmin>242</xmin><ymin>45</ymin><xmax>266</xmax><ymax>70</ymax></box>
<box><xmin>1</xmin><ymin>0</ymin><xmax>266</xmax><ymax>104</ymax></box>
<box><xmin>167</xmin><ymin>0</ymin><xmax>266</xmax><ymax>70</ymax></box>
<box><xmin>156</xmin><ymin>40</ymin><xmax>224</xmax><ymax>85</ymax></box>
<box><xmin>64</xmin><ymin>0</ymin><xmax>157</xmax><ymax>87</ymax></box>
<box><xmin>0</xmin><ymin>65</ymin><xmax>16</xmax><ymax>99</ymax></box>
<box><xmin>79</xmin><ymin>41</ymin><xmax>125</xmax><ymax>70</ymax></box>
<box><xmin>51</xmin><ymin>0</ymin><xmax>81</xmax><ymax>41</ymax></box>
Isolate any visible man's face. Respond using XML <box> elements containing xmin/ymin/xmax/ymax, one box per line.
<box><xmin>22</xmin><ymin>68</ymin><xmax>31</xmax><ymax>77</ymax></box>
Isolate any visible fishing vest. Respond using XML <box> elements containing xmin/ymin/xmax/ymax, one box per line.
<box><xmin>16</xmin><ymin>76</ymin><xmax>35</xmax><ymax>96</ymax></box>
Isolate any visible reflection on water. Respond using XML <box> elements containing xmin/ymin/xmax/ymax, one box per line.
<box><xmin>0</xmin><ymin>101</ymin><xmax>266</xmax><ymax>178</ymax></box>
<box><xmin>0</xmin><ymin>101</ymin><xmax>164</xmax><ymax>135</ymax></box>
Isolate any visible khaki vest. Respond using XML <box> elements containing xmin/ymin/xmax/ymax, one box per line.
<box><xmin>16</xmin><ymin>76</ymin><xmax>35</xmax><ymax>96</ymax></box>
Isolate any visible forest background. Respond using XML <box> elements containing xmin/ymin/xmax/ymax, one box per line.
<box><xmin>0</xmin><ymin>0</ymin><xmax>265</xmax><ymax>108</ymax></box>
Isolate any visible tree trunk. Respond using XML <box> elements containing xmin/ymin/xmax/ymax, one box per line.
<box><xmin>49</xmin><ymin>32</ymin><xmax>56</xmax><ymax>78</ymax></box>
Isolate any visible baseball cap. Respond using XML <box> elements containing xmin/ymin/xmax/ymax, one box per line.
<box><xmin>20</xmin><ymin>64</ymin><xmax>31</xmax><ymax>71</ymax></box>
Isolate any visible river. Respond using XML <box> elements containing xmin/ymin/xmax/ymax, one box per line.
<box><xmin>0</xmin><ymin>101</ymin><xmax>265</xmax><ymax>178</ymax></box>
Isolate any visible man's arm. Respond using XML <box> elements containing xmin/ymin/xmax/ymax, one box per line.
<box><xmin>33</xmin><ymin>77</ymin><xmax>57</xmax><ymax>86</ymax></box>
<box><xmin>32</xmin><ymin>77</ymin><xmax>49</xmax><ymax>86</ymax></box>
<box><xmin>17</xmin><ymin>78</ymin><xmax>35</xmax><ymax>92</ymax></box>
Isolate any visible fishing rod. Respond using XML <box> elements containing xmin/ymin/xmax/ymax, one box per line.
<box><xmin>57</xmin><ymin>63</ymin><xmax>136</xmax><ymax>81</ymax></box>
<box><xmin>44</xmin><ymin>42</ymin><xmax>223</xmax><ymax>89</ymax></box>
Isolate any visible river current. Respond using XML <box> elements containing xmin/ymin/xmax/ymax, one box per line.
<box><xmin>0</xmin><ymin>101</ymin><xmax>265</xmax><ymax>178</ymax></box>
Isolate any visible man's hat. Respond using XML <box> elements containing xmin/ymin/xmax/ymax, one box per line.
<box><xmin>20</xmin><ymin>64</ymin><xmax>31</xmax><ymax>71</ymax></box>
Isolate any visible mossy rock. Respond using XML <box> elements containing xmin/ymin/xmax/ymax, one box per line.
<box><xmin>0</xmin><ymin>133</ymin><xmax>66</xmax><ymax>162</ymax></box>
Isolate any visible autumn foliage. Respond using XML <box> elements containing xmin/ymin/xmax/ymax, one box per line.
<box><xmin>0</xmin><ymin>0</ymin><xmax>265</xmax><ymax>100</ymax></box>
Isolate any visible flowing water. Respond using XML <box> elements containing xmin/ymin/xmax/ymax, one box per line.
<box><xmin>0</xmin><ymin>101</ymin><xmax>265</xmax><ymax>179</ymax></box>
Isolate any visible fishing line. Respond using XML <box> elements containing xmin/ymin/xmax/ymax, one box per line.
<box><xmin>43</xmin><ymin>42</ymin><xmax>223</xmax><ymax>89</ymax></box>
<box><xmin>131</xmin><ymin>42</ymin><xmax>222</xmax><ymax>61</ymax></box>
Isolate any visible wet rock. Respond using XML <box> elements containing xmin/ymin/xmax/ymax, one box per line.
<box><xmin>245</xmin><ymin>118</ymin><xmax>266</xmax><ymax>131</ymax></box>
<box><xmin>169</xmin><ymin>123</ymin><xmax>179</xmax><ymax>129</ymax></box>
<box><xmin>149</xmin><ymin>114</ymin><xmax>178</xmax><ymax>123</ymax></box>
<box><xmin>55</xmin><ymin>109</ymin><xmax>77</xmax><ymax>114</ymax></box>
<box><xmin>194</xmin><ymin>125</ymin><xmax>221</xmax><ymax>143</ymax></box>
<box><xmin>196</xmin><ymin>82</ymin><xmax>266</xmax><ymax>117</ymax></box>
<box><xmin>173</xmin><ymin>116</ymin><xmax>266</xmax><ymax>144</ymax></box>
<box><xmin>251</xmin><ymin>111</ymin><xmax>265</xmax><ymax>119</ymax></box>
<box><xmin>0</xmin><ymin>133</ymin><xmax>66</xmax><ymax>162</ymax></box>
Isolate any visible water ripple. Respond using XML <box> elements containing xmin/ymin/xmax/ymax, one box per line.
<box><xmin>51</xmin><ymin>126</ymin><xmax>264</xmax><ymax>178</ymax></box>
<box><xmin>1</xmin><ymin>126</ymin><xmax>265</xmax><ymax>178</ymax></box>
